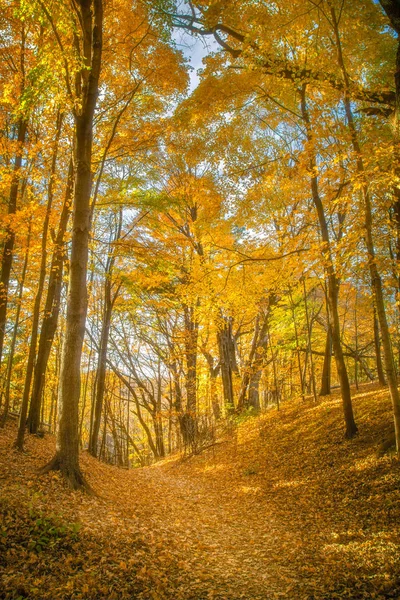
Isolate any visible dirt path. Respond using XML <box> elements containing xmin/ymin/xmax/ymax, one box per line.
<box><xmin>89</xmin><ymin>459</ymin><xmax>299</xmax><ymax>599</ymax></box>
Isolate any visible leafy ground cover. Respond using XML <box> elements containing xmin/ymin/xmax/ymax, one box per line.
<box><xmin>1</xmin><ymin>382</ymin><xmax>400</xmax><ymax>599</ymax></box>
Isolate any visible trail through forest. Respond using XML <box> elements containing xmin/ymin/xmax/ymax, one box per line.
<box><xmin>1</xmin><ymin>384</ymin><xmax>400</xmax><ymax>600</ymax></box>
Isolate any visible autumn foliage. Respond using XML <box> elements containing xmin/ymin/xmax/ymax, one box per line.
<box><xmin>0</xmin><ymin>0</ymin><xmax>400</xmax><ymax>596</ymax></box>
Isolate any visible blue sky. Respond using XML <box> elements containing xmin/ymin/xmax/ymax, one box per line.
<box><xmin>172</xmin><ymin>28</ymin><xmax>218</xmax><ymax>91</ymax></box>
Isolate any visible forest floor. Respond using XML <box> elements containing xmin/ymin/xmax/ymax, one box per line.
<box><xmin>1</xmin><ymin>383</ymin><xmax>400</xmax><ymax>600</ymax></box>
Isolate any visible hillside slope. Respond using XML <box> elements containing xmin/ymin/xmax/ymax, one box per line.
<box><xmin>1</xmin><ymin>383</ymin><xmax>400</xmax><ymax>599</ymax></box>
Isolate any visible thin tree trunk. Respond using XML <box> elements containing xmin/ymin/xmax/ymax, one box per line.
<box><xmin>330</xmin><ymin>3</ymin><xmax>400</xmax><ymax>450</ymax></box>
<box><xmin>105</xmin><ymin>392</ymin><xmax>123</xmax><ymax>466</ymax></box>
<box><xmin>373</xmin><ymin>306</ymin><xmax>386</xmax><ymax>386</ymax></box>
<box><xmin>300</xmin><ymin>84</ymin><xmax>357</xmax><ymax>438</ymax></box>
<box><xmin>237</xmin><ymin>315</ymin><xmax>260</xmax><ymax>411</ymax></box>
<box><xmin>288</xmin><ymin>287</ymin><xmax>305</xmax><ymax>400</ymax></box>
<box><xmin>0</xmin><ymin>220</ymin><xmax>31</xmax><ymax>426</ymax></box>
<box><xmin>268</xmin><ymin>333</ymin><xmax>280</xmax><ymax>410</ymax></box>
<box><xmin>201</xmin><ymin>347</ymin><xmax>221</xmax><ymax>420</ymax></box>
<box><xmin>319</xmin><ymin>326</ymin><xmax>332</xmax><ymax>396</ymax></box>
<box><xmin>28</xmin><ymin>160</ymin><xmax>73</xmax><ymax>433</ymax></box>
<box><xmin>302</xmin><ymin>278</ymin><xmax>317</xmax><ymax>402</ymax></box>
<box><xmin>16</xmin><ymin>112</ymin><xmax>63</xmax><ymax>449</ymax></box>
<box><xmin>0</xmin><ymin>117</ymin><xmax>27</xmax><ymax>366</ymax></box>
<box><xmin>354</xmin><ymin>286</ymin><xmax>359</xmax><ymax>390</ymax></box>
<box><xmin>89</xmin><ymin>212</ymin><xmax>122</xmax><ymax>456</ymax></box>
<box><xmin>181</xmin><ymin>304</ymin><xmax>199</xmax><ymax>449</ymax></box>
<box><xmin>79</xmin><ymin>337</ymin><xmax>94</xmax><ymax>447</ymax></box>
<box><xmin>154</xmin><ymin>360</ymin><xmax>165</xmax><ymax>457</ymax></box>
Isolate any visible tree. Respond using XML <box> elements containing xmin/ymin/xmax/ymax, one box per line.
<box><xmin>40</xmin><ymin>0</ymin><xmax>103</xmax><ymax>488</ymax></box>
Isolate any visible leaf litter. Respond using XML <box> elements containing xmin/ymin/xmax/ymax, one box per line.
<box><xmin>1</xmin><ymin>381</ymin><xmax>400</xmax><ymax>599</ymax></box>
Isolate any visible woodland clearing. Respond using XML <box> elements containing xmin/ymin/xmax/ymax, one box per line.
<box><xmin>1</xmin><ymin>382</ymin><xmax>399</xmax><ymax>600</ymax></box>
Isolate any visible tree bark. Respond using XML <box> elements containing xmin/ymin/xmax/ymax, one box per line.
<box><xmin>217</xmin><ymin>315</ymin><xmax>238</xmax><ymax>412</ymax></box>
<box><xmin>201</xmin><ymin>347</ymin><xmax>221</xmax><ymax>420</ymax></box>
<box><xmin>181</xmin><ymin>304</ymin><xmax>199</xmax><ymax>449</ymax></box>
<box><xmin>41</xmin><ymin>0</ymin><xmax>103</xmax><ymax>489</ymax></box>
<box><xmin>0</xmin><ymin>220</ymin><xmax>31</xmax><ymax>426</ymax></box>
<box><xmin>237</xmin><ymin>304</ymin><xmax>271</xmax><ymax>411</ymax></box>
<box><xmin>300</xmin><ymin>84</ymin><xmax>357</xmax><ymax>438</ymax></box>
<box><xmin>0</xmin><ymin>118</ymin><xmax>27</xmax><ymax>366</ymax></box>
<box><xmin>302</xmin><ymin>278</ymin><xmax>317</xmax><ymax>402</ymax></box>
<box><xmin>319</xmin><ymin>326</ymin><xmax>332</xmax><ymax>396</ymax></box>
<box><xmin>373</xmin><ymin>306</ymin><xmax>386</xmax><ymax>386</ymax></box>
<box><xmin>88</xmin><ymin>212</ymin><xmax>122</xmax><ymax>456</ymax></box>
<box><xmin>28</xmin><ymin>160</ymin><xmax>73</xmax><ymax>433</ymax></box>
<box><xmin>330</xmin><ymin>2</ymin><xmax>400</xmax><ymax>451</ymax></box>
<box><xmin>15</xmin><ymin>112</ymin><xmax>63</xmax><ymax>449</ymax></box>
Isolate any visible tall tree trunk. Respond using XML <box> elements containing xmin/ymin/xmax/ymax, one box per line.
<box><xmin>0</xmin><ymin>220</ymin><xmax>31</xmax><ymax>426</ymax></box>
<box><xmin>104</xmin><ymin>392</ymin><xmax>123</xmax><ymax>466</ymax></box>
<box><xmin>217</xmin><ymin>315</ymin><xmax>238</xmax><ymax>412</ymax></box>
<box><xmin>302</xmin><ymin>278</ymin><xmax>317</xmax><ymax>402</ymax></box>
<box><xmin>237</xmin><ymin>304</ymin><xmax>271</xmax><ymax>411</ymax></box>
<box><xmin>237</xmin><ymin>315</ymin><xmax>261</xmax><ymax>411</ymax></box>
<box><xmin>300</xmin><ymin>84</ymin><xmax>357</xmax><ymax>438</ymax></box>
<box><xmin>28</xmin><ymin>160</ymin><xmax>73</xmax><ymax>433</ymax></box>
<box><xmin>88</xmin><ymin>212</ymin><xmax>122</xmax><ymax>457</ymax></box>
<box><xmin>41</xmin><ymin>0</ymin><xmax>103</xmax><ymax>489</ymax></box>
<box><xmin>331</xmin><ymin>3</ymin><xmax>400</xmax><ymax>451</ymax></box>
<box><xmin>0</xmin><ymin>117</ymin><xmax>27</xmax><ymax>366</ymax></box>
<box><xmin>184</xmin><ymin>304</ymin><xmax>198</xmax><ymax>415</ymax></box>
<box><xmin>319</xmin><ymin>326</ymin><xmax>332</xmax><ymax>396</ymax></box>
<box><xmin>288</xmin><ymin>286</ymin><xmax>306</xmax><ymax>400</ymax></box>
<box><xmin>379</xmin><ymin>0</ymin><xmax>400</xmax><ymax>366</ymax></box>
<box><xmin>201</xmin><ymin>347</ymin><xmax>221</xmax><ymax>420</ymax></box>
<box><xmin>181</xmin><ymin>304</ymin><xmax>199</xmax><ymax>449</ymax></box>
<box><xmin>16</xmin><ymin>112</ymin><xmax>63</xmax><ymax>449</ymax></box>
<box><xmin>154</xmin><ymin>360</ymin><xmax>165</xmax><ymax>457</ymax></box>
<box><xmin>248</xmin><ymin>302</ymin><xmax>274</xmax><ymax>410</ymax></box>
<box><xmin>373</xmin><ymin>307</ymin><xmax>386</xmax><ymax>386</ymax></box>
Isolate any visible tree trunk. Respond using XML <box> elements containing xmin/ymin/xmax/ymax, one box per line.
<box><xmin>237</xmin><ymin>304</ymin><xmax>271</xmax><ymax>411</ymax></box>
<box><xmin>28</xmin><ymin>160</ymin><xmax>72</xmax><ymax>433</ymax></box>
<box><xmin>302</xmin><ymin>278</ymin><xmax>318</xmax><ymax>402</ymax></box>
<box><xmin>373</xmin><ymin>306</ymin><xmax>386</xmax><ymax>386</ymax></box>
<box><xmin>154</xmin><ymin>360</ymin><xmax>165</xmax><ymax>457</ymax></box>
<box><xmin>319</xmin><ymin>326</ymin><xmax>332</xmax><ymax>396</ymax></box>
<box><xmin>0</xmin><ymin>220</ymin><xmax>31</xmax><ymax>426</ymax></box>
<box><xmin>181</xmin><ymin>304</ymin><xmax>199</xmax><ymax>449</ymax></box>
<box><xmin>201</xmin><ymin>347</ymin><xmax>221</xmax><ymax>420</ymax></box>
<box><xmin>237</xmin><ymin>315</ymin><xmax>260</xmax><ymax>411</ymax></box>
<box><xmin>0</xmin><ymin>118</ymin><xmax>27</xmax><ymax>366</ymax></box>
<box><xmin>288</xmin><ymin>287</ymin><xmax>306</xmax><ymax>400</ymax></box>
<box><xmin>16</xmin><ymin>112</ymin><xmax>63</xmax><ymax>449</ymax></box>
<box><xmin>184</xmin><ymin>304</ymin><xmax>198</xmax><ymax>415</ymax></box>
<box><xmin>379</xmin><ymin>1</ymin><xmax>400</xmax><ymax>367</ymax></box>
<box><xmin>330</xmin><ymin>2</ymin><xmax>400</xmax><ymax>451</ymax></box>
<box><xmin>41</xmin><ymin>0</ymin><xmax>103</xmax><ymax>489</ymax></box>
<box><xmin>88</xmin><ymin>213</ymin><xmax>122</xmax><ymax>457</ymax></box>
<box><xmin>300</xmin><ymin>84</ymin><xmax>357</xmax><ymax>438</ymax></box>
<box><xmin>217</xmin><ymin>315</ymin><xmax>238</xmax><ymax>412</ymax></box>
